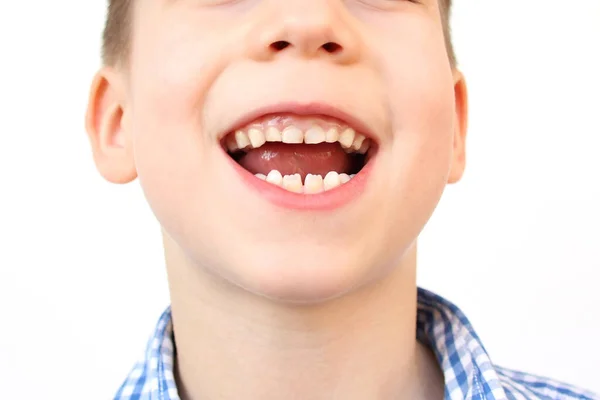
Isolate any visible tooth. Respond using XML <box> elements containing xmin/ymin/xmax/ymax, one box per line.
<box><xmin>339</xmin><ymin>173</ymin><xmax>351</xmax><ymax>184</ymax></box>
<box><xmin>283</xmin><ymin>174</ymin><xmax>303</xmax><ymax>193</ymax></box>
<box><xmin>265</xmin><ymin>126</ymin><xmax>282</xmax><ymax>142</ymax></box>
<box><xmin>350</xmin><ymin>174</ymin><xmax>356</xmax><ymax>179</ymax></box>
<box><xmin>305</xmin><ymin>126</ymin><xmax>326</xmax><ymax>144</ymax></box>
<box><xmin>226</xmin><ymin>135</ymin><xmax>239</xmax><ymax>152</ymax></box>
<box><xmin>248</xmin><ymin>128</ymin><xmax>266</xmax><ymax>148</ymax></box>
<box><xmin>338</xmin><ymin>128</ymin><xmax>355</xmax><ymax>148</ymax></box>
<box><xmin>234</xmin><ymin>130</ymin><xmax>250</xmax><ymax>149</ymax></box>
<box><xmin>255</xmin><ymin>173</ymin><xmax>267</xmax><ymax>180</ymax></box>
<box><xmin>304</xmin><ymin>174</ymin><xmax>324</xmax><ymax>194</ymax></box>
<box><xmin>358</xmin><ymin>139</ymin><xmax>371</xmax><ymax>154</ymax></box>
<box><xmin>282</xmin><ymin>126</ymin><xmax>303</xmax><ymax>144</ymax></box>
<box><xmin>351</xmin><ymin>134</ymin><xmax>366</xmax><ymax>151</ymax></box>
<box><xmin>325</xmin><ymin>128</ymin><xmax>339</xmax><ymax>143</ymax></box>
<box><xmin>266</xmin><ymin>170</ymin><xmax>283</xmax><ymax>186</ymax></box>
<box><xmin>323</xmin><ymin>171</ymin><xmax>340</xmax><ymax>191</ymax></box>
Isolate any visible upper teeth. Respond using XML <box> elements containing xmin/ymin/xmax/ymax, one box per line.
<box><xmin>226</xmin><ymin>125</ymin><xmax>370</xmax><ymax>154</ymax></box>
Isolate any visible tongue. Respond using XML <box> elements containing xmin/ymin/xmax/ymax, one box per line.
<box><xmin>237</xmin><ymin>143</ymin><xmax>352</xmax><ymax>180</ymax></box>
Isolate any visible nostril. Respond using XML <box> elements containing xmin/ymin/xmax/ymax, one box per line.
<box><xmin>271</xmin><ymin>41</ymin><xmax>291</xmax><ymax>51</ymax></box>
<box><xmin>322</xmin><ymin>42</ymin><xmax>342</xmax><ymax>54</ymax></box>
<box><xmin>268</xmin><ymin>41</ymin><xmax>343</xmax><ymax>55</ymax></box>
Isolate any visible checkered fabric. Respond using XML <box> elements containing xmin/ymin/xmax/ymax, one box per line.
<box><xmin>115</xmin><ymin>288</ymin><xmax>599</xmax><ymax>400</ymax></box>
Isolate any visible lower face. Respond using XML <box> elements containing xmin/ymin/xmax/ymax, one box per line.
<box><xmin>127</xmin><ymin>0</ymin><xmax>457</xmax><ymax>303</ymax></box>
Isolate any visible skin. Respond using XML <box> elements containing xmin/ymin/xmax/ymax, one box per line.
<box><xmin>86</xmin><ymin>0</ymin><xmax>467</xmax><ymax>398</ymax></box>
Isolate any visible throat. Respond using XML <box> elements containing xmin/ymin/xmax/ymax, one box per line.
<box><xmin>234</xmin><ymin>142</ymin><xmax>364</xmax><ymax>180</ymax></box>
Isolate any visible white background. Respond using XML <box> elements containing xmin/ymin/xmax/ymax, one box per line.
<box><xmin>0</xmin><ymin>1</ymin><xmax>599</xmax><ymax>398</ymax></box>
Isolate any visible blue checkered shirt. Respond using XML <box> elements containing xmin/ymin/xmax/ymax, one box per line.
<box><xmin>115</xmin><ymin>288</ymin><xmax>598</xmax><ymax>399</ymax></box>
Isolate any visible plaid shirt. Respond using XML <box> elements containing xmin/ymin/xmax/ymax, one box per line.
<box><xmin>115</xmin><ymin>288</ymin><xmax>598</xmax><ymax>400</ymax></box>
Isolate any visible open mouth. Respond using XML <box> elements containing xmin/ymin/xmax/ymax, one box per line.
<box><xmin>221</xmin><ymin>115</ymin><xmax>376</xmax><ymax>194</ymax></box>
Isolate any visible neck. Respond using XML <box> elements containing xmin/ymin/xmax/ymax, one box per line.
<box><xmin>164</xmin><ymin>236</ymin><xmax>442</xmax><ymax>400</ymax></box>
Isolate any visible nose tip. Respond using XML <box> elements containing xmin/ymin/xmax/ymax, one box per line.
<box><xmin>246</xmin><ymin>4</ymin><xmax>360</xmax><ymax>64</ymax></box>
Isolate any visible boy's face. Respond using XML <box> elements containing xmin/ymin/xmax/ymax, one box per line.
<box><xmin>92</xmin><ymin>0</ymin><xmax>467</xmax><ymax>303</ymax></box>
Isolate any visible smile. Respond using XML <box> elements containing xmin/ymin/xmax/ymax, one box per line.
<box><xmin>220</xmin><ymin>104</ymin><xmax>379</xmax><ymax>210</ymax></box>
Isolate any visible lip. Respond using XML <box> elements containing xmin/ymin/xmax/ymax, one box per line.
<box><xmin>218</xmin><ymin>101</ymin><xmax>378</xmax><ymax>210</ymax></box>
<box><xmin>217</xmin><ymin>102</ymin><xmax>378</xmax><ymax>143</ymax></box>
<box><xmin>224</xmin><ymin>150</ymin><xmax>377</xmax><ymax>211</ymax></box>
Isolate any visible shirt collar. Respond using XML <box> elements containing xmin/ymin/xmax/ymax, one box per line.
<box><xmin>115</xmin><ymin>288</ymin><xmax>598</xmax><ymax>400</ymax></box>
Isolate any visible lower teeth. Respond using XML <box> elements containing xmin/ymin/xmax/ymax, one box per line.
<box><xmin>256</xmin><ymin>170</ymin><xmax>355</xmax><ymax>194</ymax></box>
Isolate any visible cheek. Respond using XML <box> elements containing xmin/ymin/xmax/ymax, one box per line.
<box><xmin>373</xmin><ymin>17</ymin><xmax>455</xmax><ymax>135</ymax></box>
<box><xmin>381</xmin><ymin>34</ymin><xmax>456</xmax><ymax>169</ymax></box>
<box><xmin>130</xmin><ymin>48</ymin><xmax>213</xmax><ymax>125</ymax></box>
<box><xmin>129</xmin><ymin>13</ymin><xmax>233</xmax><ymax>127</ymax></box>
<box><xmin>127</xmin><ymin>23</ymin><xmax>232</xmax><ymax>226</ymax></box>
<box><xmin>127</xmin><ymin>68</ymin><xmax>216</xmax><ymax>241</ymax></box>
<box><xmin>369</xmin><ymin>36</ymin><xmax>456</xmax><ymax>245</ymax></box>
<box><xmin>132</xmin><ymin>120</ymin><xmax>209</xmax><ymax>237</ymax></box>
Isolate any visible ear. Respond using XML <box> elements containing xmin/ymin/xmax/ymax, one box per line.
<box><xmin>85</xmin><ymin>67</ymin><xmax>137</xmax><ymax>184</ymax></box>
<box><xmin>447</xmin><ymin>69</ymin><xmax>468</xmax><ymax>184</ymax></box>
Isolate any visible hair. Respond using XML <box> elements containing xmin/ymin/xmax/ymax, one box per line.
<box><xmin>102</xmin><ymin>0</ymin><xmax>455</xmax><ymax>67</ymax></box>
<box><xmin>102</xmin><ymin>0</ymin><xmax>131</xmax><ymax>67</ymax></box>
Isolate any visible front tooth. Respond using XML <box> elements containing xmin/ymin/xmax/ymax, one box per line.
<box><xmin>255</xmin><ymin>173</ymin><xmax>267</xmax><ymax>180</ymax></box>
<box><xmin>304</xmin><ymin>174</ymin><xmax>324</xmax><ymax>194</ymax></box>
<box><xmin>325</xmin><ymin>128</ymin><xmax>339</xmax><ymax>143</ymax></box>
<box><xmin>266</xmin><ymin>170</ymin><xmax>283</xmax><ymax>186</ymax></box>
<box><xmin>339</xmin><ymin>173</ymin><xmax>351</xmax><ymax>184</ymax></box>
<box><xmin>282</xmin><ymin>126</ymin><xmax>303</xmax><ymax>144</ymax></box>
<box><xmin>248</xmin><ymin>128</ymin><xmax>266</xmax><ymax>148</ymax></box>
<box><xmin>265</xmin><ymin>126</ymin><xmax>282</xmax><ymax>142</ymax></box>
<box><xmin>234</xmin><ymin>130</ymin><xmax>250</xmax><ymax>149</ymax></box>
<box><xmin>283</xmin><ymin>174</ymin><xmax>303</xmax><ymax>193</ymax></box>
<box><xmin>351</xmin><ymin>134</ymin><xmax>366</xmax><ymax>151</ymax></box>
<box><xmin>323</xmin><ymin>171</ymin><xmax>341</xmax><ymax>191</ymax></box>
<box><xmin>338</xmin><ymin>128</ymin><xmax>355</xmax><ymax>148</ymax></box>
<box><xmin>305</xmin><ymin>126</ymin><xmax>326</xmax><ymax>144</ymax></box>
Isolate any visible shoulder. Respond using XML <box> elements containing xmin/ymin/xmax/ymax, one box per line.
<box><xmin>496</xmin><ymin>365</ymin><xmax>599</xmax><ymax>400</ymax></box>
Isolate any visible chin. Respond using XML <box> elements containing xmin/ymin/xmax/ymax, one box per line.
<box><xmin>220</xmin><ymin>243</ymin><xmax>384</xmax><ymax>304</ymax></box>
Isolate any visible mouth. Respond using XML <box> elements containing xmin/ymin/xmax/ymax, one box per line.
<box><xmin>218</xmin><ymin>103</ymin><xmax>380</xmax><ymax>210</ymax></box>
<box><xmin>221</xmin><ymin>113</ymin><xmax>378</xmax><ymax>196</ymax></box>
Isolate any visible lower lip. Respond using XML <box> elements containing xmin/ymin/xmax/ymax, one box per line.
<box><xmin>224</xmin><ymin>151</ymin><xmax>375</xmax><ymax>211</ymax></box>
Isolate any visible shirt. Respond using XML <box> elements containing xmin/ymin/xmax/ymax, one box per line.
<box><xmin>114</xmin><ymin>288</ymin><xmax>599</xmax><ymax>400</ymax></box>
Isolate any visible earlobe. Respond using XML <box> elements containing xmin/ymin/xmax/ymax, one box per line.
<box><xmin>447</xmin><ymin>70</ymin><xmax>468</xmax><ymax>184</ymax></box>
<box><xmin>85</xmin><ymin>68</ymin><xmax>137</xmax><ymax>184</ymax></box>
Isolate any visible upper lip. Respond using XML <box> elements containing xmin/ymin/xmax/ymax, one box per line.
<box><xmin>218</xmin><ymin>102</ymin><xmax>378</xmax><ymax>143</ymax></box>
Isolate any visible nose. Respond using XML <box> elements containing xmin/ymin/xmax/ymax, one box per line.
<box><xmin>246</xmin><ymin>0</ymin><xmax>361</xmax><ymax>64</ymax></box>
